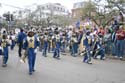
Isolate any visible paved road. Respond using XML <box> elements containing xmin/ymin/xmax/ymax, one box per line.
<box><xmin>0</xmin><ymin>46</ymin><xmax>125</xmax><ymax>83</ymax></box>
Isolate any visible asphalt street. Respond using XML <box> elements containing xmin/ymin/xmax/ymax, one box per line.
<box><xmin>0</xmin><ymin>46</ymin><xmax>125</xmax><ymax>83</ymax></box>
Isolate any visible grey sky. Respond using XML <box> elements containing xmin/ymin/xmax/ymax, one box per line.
<box><xmin>0</xmin><ymin>0</ymin><xmax>83</xmax><ymax>15</ymax></box>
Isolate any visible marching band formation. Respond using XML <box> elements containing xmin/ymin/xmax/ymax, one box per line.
<box><xmin>0</xmin><ymin>21</ymin><xmax>125</xmax><ymax>75</ymax></box>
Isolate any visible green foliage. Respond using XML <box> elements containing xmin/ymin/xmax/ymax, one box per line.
<box><xmin>81</xmin><ymin>0</ymin><xmax>125</xmax><ymax>27</ymax></box>
<box><xmin>1</xmin><ymin>20</ymin><xmax>8</xmax><ymax>28</ymax></box>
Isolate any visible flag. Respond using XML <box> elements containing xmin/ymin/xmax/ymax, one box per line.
<box><xmin>76</xmin><ymin>20</ymin><xmax>80</xmax><ymax>29</ymax></box>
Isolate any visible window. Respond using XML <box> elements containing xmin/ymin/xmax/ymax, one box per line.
<box><xmin>46</xmin><ymin>5</ymin><xmax>49</xmax><ymax>9</ymax></box>
<box><xmin>57</xmin><ymin>7</ymin><xmax>59</xmax><ymax>10</ymax></box>
<box><xmin>81</xmin><ymin>3</ymin><xmax>84</xmax><ymax>7</ymax></box>
<box><xmin>42</xmin><ymin>7</ymin><xmax>45</xmax><ymax>10</ymax></box>
<box><xmin>54</xmin><ymin>7</ymin><xmax>56</xmax><ymax>10</ymax></box>
<box><xmin>63</xmin><ymin>9</ymin><xmax>65</xmax><ymax>12</ymax></box>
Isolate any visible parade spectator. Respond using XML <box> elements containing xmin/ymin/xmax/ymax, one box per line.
<box><xmin>97</xmin><ymin>26</ymin><xmax>105</xmax><ymax>37</ymax></box>
<box><xmin>104</xmin><ymin>27</ymin><xmax>112</xmax><ymax>54</ymax></box>
<box><xmin>17</xmin><ymin>28</ymin><xmax>26</xmax><ymax>58</ymax></box>
<box><xmin>115</xmin><ymin>26</ymin><xmax>125</xmax><ymax>60</ymax></box>
<box><xmin>23</xmin><ymin>30</ymin><xmax>39</xmax><ymax>75</ymax></box>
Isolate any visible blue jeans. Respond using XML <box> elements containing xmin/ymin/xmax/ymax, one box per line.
<box><xmin>71</xmin><ymin>43</ymin><xmax>78</xmax><ymax>56</ymax></box>
<box><xmin>98</xmin><ymin>48</ymin><xmax>105</xmax><ymax>59</ymax></box>
<box><xmin>105</xmin><ymin>41</ymin><xmax>111</xmax><ymax>54</ymax></box>
<box><xmin>83</xmin><ymin>47</ymin><xmax>91</xmax><ymax>62</ymax></box>
<box><xmin>48</xmin><ymin>41</ymin><xmax>51</xmax><ymax>52</ymax></box>
<box><xmin>61</xmin><ymin>43</ymin><xmax>66</xmax><ymax>52</ymax></box>
<box><xmin>53</xmin><ymin>48</ymin><xmax>60</xmax><ymax>58</ymax></box>
<box><xmin>116</xmin><ymin>40</ymin><xmax>125</xmax><ymax>57</ymax></box>
<box><xmin>28</xmin><ymin>48</ymin><xmax>36</xmax><ymax>73</ymax></box>
<box><xmin>11</xmin><ymin>40</ymin><xmax>15</xmax><ymax>50</ymax></box>
<box><xmin>43</xmin><ymin>47</ymin><xmax>47</xmax><ymax>56</ymax></box>
<box><xmin>112</xmin><ymin>42</ymin><xmax>117</xmax><ymax>56</ymax></box>
<box><xmin>39</xmin><ymin>43</ymin><xmax>43</xmax><ymax>52</ymax></box>
<box><xmin>3</xmin><ymin>47</ymin><xmax>9</xmax><ymax>64</ymax></box>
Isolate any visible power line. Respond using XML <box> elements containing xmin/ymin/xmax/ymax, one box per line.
<box><xmin>0</xmin><ymin>3</ymin><xmax>23</xmax><ymax>9</ymax></box>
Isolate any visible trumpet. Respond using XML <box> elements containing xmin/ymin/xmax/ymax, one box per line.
<box><xmin>20</xmin><ymin>50</ymin><xmax>27</xmax><ymax>63</ymax></box>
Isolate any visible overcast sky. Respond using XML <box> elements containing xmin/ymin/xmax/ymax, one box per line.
<box><xmin>0</xmin><ymin>0</ymin><xmax>83</xmax><ymax>15</ymax></box>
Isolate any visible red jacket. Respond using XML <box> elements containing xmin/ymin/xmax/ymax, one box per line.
<box><xmin>116</xmin><ymin>30</ymin><xmax>125</xmax><ymax>40</ymax></box>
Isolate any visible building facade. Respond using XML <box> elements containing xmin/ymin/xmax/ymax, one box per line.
<box><xmin>13</xmin><ymin>3</ymin><xmax>69</xmax><ymax>19</ymax></box>
<box><xmin>36</xmin><ymin>3</ymin><xmax>69</xmax><ymax>18</ymax></box>
<box><xmin>72</xmin><ymin>2</ymin><xmax>85</xmax><ymax>19</ymax></box>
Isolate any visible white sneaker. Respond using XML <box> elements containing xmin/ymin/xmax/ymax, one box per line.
<box><xmin>97</xmin><ymin>55</ymin><xmax>101</xmax><ymax>59</ymax></box>
<box><xmin>120</xmin><ymin>57</ymin><xmax>123</xmax><ymax>59</ymax></box>
<box><xmin>84</xmin><ymin>60</ymin><xmax>88</xmax><ymax>63</ymax></box>
<box><xmin>114</xmin><ymin>56</ymin><xmax>118</xmax><ymax>58</ymax></box>
<box><xmin>103</xmin><ymin>57</ymin><xmax>106</xmax><ymax>60</ymax></box>
<box><xmin>20</xmin><ymin>59</ymin><xmax>25</xmax><ymax>63</ymax></box>
<box><xmin>87</xmin><ymin>61</ymin><xmax>92</xmax><ymax>64</ymax></box>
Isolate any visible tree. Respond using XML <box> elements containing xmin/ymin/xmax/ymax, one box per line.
<box><xmin>14</xmin><ymin>4</ymin><xmax>72</xmax><ymax>28</ymax></box>
<box><xmin>106</xmin><ymin>0</ymin><xmax>125</xmax><ymax>13</ymax></box>
<box><xmin>51</xmin><ymin>15</ymin><xmax>71</xmax><ymax>27</ymax></box>
<box><xmin>81</xmin><ymin>1</ymin><xmax>103</xmax><ymax>26</ymax></box>
<box><xmin>81</xmin><ymin>0</ymin><xmax>125</xmax><ymax>27</ymax></box>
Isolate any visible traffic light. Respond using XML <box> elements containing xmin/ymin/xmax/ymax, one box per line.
<box><xmin>3</xmin><ymin>14</ymin><xmax>6</xmax><ymax>17</ymax></box>
<box><xmin>11</xmin><ymin>14</ymin><xmax>13</xmax><ymax>21</ymax></box>
<box><xmin>3</xmin><ymin>13</ymin><xmax>14</xmax><ymax>21</ymax></box>
<box><xmin>6</xmin><ymin>14</ymin><xmax>10</xmax><ymax>21</ymax></box>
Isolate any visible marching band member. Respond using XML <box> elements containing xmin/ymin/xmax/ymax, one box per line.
<box><xmin>97</xmin><ymin>40</ymin><xmax>105</xmax><ymax>60</ymax></box>
<box><xmin>10</xmin><ymin>32</ymin><xmax>16</xmax><ymax>50</ymax></box>
<box><xmin>49</xmin><ymin>30</ymin><xmax>54</xmax><ymax>52</ymax></box>
<box><xmin>23</xmin><ymin>30</ymin><xmax>39</xmax><ymax>75</ymax></box>
<box><xmin>53</xmin><ymin>31</ymin><xmax>61</xmax><ymax>59</ymax></box>
<box><xmin>83</xmin><ymin>30</ymin><xmax>92</xmax><ymax>64</ymax></box>
<box><xmin>39</xmin><ymin>33</ymin><xmax>44</xmax><ymax>52</ymax></box>
<box><xmin>92</xmin><ymin>35</ymin><xmax>105</xmax><ymax>60</ymax></box>
<box><xmin>52</xmin><ymin>33</ymin><xmax>56</xmax><ymax>52</ymax></box>
<box><xmin>1</xmin><ymin>31</ymin><xmax>10</xmax><ymax>67</ymax></box>
<box><xmin>42</xmin><ymin>31</ymin><xmax>48</xmax><ymax>57</ymax></box>
<box><xmin>48</xmin><ymin>31</ymin><xmax>52</xmax><ymax>53</ymax></box>
<box><xmin>61</xmin><ymin>33</ymin><xmax>66</xmax><ymax>53</ymax></box>
<box><xmin>70</xmin><ymin>33</ymin><xmax>78</xmax><ymax>57</ymax></box>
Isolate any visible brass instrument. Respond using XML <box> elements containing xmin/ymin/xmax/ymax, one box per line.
<box><xmin>56</xmin><ymin>35</ymin><xmax>60</xmax><ymax>42</ymax></box>
<box><xmin>39</xmin><ymin>36</ymin><xmax>44</xmax><ymax>47</ymax></box>
<box><xmin>52</xmin><ymin>40</ymin><xmax>56</xmax><ymax>48</ymax></box>
<box><xmin>2</xmin><ymin>40</ymin><xmax>7</xmax><ymax>47</ymax></box>
<box><xmin>1</xmin><ymin>39</ymin><xmax>9</xmax><ymax>47</ymax></box>
<box><xmin>86</xmin><ymin>35</ymin><xmax>91</xmax><ymax>45</ymax></box>
<box><xmin>20</xmin><ymin>49</ymin><xmax>28</xmax><ymax>63</ymax></box>
<box><xmin>52</xmin><ymin>35</ymin><xmax>56</xmax><ymax>48</ymax></box>
<box><xmin>73</xmin><ymin>37</ymin><xmax>78</xmax><ymax>43</ymax></box>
